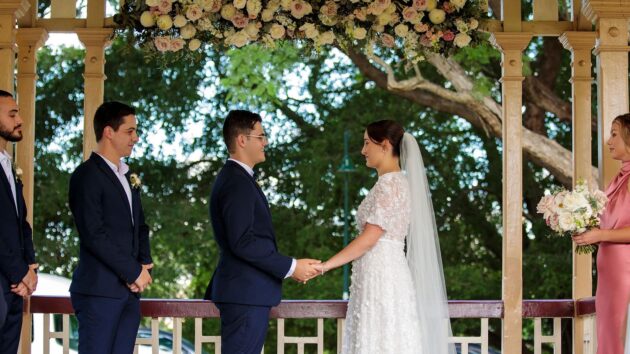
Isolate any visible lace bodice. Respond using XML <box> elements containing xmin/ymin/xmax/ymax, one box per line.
<box><xmin>356</xmin><ymin>172</ymin><xmax>410</xmax><ymax>242</ymax></box>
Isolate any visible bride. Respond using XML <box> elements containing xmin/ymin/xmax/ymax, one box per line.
<box><xmin>315</xmin><ymin>120</ymin><xmax>454</xmax><ymax>354</ymax></box>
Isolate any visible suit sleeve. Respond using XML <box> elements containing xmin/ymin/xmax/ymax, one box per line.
<box><xmin>137</xmin><ymin>201</ymin><xmax>152</xmax><ymax>265</ymax></box>
<box><xmin>69</xmin><ymin>171</ymin><xmax>142</xmax><ymax>284</ymax></box>
<box><xmin>220</xmin><ymin>177</ymin><xmax>293</xmax><ymax>280</ymax></box>
<box><xmin>0</xmin><ymin>239</ymin><xmax>29</xmax><ymax>285</ymax></box>
<box><xmin>20</xmin><ymin>191</ymin><xmax>36</xmax><ymax>265</ymax></box>
<box><xmin>0</xmin><ymin>192</ymin><xmax>29</xmax><ymax>284</ymax></box>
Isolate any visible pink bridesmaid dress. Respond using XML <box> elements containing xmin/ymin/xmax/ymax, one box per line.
<box><xmin>596</xmin><ymin>161</ymin><xmax>630</xmax><ymax>354</ymax></box>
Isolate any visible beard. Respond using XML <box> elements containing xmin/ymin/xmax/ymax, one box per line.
<box><xmin>0</xmin><ymin>125</ymin><xmax>22</xmax><ymax>142</ymax></box>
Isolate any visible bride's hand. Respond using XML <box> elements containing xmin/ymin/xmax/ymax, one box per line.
<box><xmin>312</xmin><ymin>262</ymin><xmax>328</xmax><ymax>275</ymax></box>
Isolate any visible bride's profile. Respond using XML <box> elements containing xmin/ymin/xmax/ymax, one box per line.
<box><xmin>315</xmin><ymin>120</ymin><xmax>454</xmax><ymax>354</ymax></box>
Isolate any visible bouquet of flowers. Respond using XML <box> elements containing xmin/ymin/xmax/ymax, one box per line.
<box><xmin>536</xmin><ymin>180</ymin><xmax>608</xmax><ymax>254</ymax></box>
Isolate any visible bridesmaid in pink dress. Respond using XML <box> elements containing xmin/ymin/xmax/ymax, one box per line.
<box><xmin>573</xmin><ymin>113</ymin><xmax>630</xmax><ymax>354</ymax></box>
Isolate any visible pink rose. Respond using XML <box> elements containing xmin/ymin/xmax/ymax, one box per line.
<box><xmin>402</xmin><ymin>7</ymin><xmax>419</xmax><ymax>22</ymax></box>
<box><xmin>157</xmin><ymin>0</ymin><xmax>172</xmax><ymax>14</ymax></box>
<box><xmin>154</xmin><ymin>37</ymin><xmax>171</xmax><ymax>52</ymax></box>
<box><xmin>354</xmin><ymin>8</ymin><xmax>367</xmax><ymax>21</ymax></box>
<box><xmin>231</xmin><ymin>13</ymin><xmax>249</xmax><ymax>28</ymax></box>
<box><xmin>412</xmin><ymin>0</ymin><xmax>427</xmax><ymax>10</ymax></box>
<box><xmin>320</xmin><ymin>1</ymin><xmax>338</xmax><ymax>17</ymax></box>
<box><xmin>414</xmin><ymin>23</ymin><xmax>429</xmax><ymax>32</ymax></box>
<box><xmin>169</xmin><ymin>38</ymin><xmax>185</xmax><ymax>52</ymax></box>
<box><xmin>442</xmin><ymin>30</ymin><xmax>454</xmax><ymax>41</ymax></box>
<box><xmin>442</xmin><ymin>2</ymin><xmax>455</xmax><ymax>13</ymax></box>
<box><xmin>381</xmin><ymin>33</ymin><xmax>395</xmax><ymax>47</ymax></box>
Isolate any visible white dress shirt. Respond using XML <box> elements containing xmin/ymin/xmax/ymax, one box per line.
<box><xmin>228</xmin><ymin>158</ymin><xmax>297</xmax><ymax>278</ymax></box>
<box><xmin>96</xmin><ymin>153</ymin><xmax>134</xmax><ymax>224</ymax></box>
<box><xmin>0</xmin><ymin>150</ymin><xmax>17</xmax><ymax>213</ymax></box>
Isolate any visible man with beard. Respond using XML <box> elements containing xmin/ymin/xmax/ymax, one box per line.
<box><xmin>0</xmin><ymin>90</ymin><xmax>38</xmax><ymax>353</ymax></box>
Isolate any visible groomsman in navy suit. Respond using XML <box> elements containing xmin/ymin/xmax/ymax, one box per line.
<box><xmin>68</xmin><ymin>101</ymin><xmax>153</xmax><ymax>354</ymax></box>
<box><xmin>205</xmin><ymin>110</ymin><xmax>320</xmax><ymax>354</ymax></box>
<box><xmin>0</xmin><ymin>90</ymin><xmax>38</xmax><ymax>354</ymax></box>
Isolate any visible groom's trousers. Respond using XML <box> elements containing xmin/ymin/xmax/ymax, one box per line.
<box><xmin>71</xmin><ymin>292</ymin><xmax>141</xmax><ymax>354</ymax></box>
<box><xmin>216</xmin><ymin>303</ymin><xmax>271</xmax><ymax>354</ymax></box>
<box><xmin>0</xmin><ymin>291</ymin><xmax>22</xmax><ymax>354</ymax></box>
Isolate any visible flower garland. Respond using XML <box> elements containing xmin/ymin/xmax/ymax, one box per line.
<box><xmin>115</xmin><ymin>0</ymin><xmax>486</xmax><ymax>62</ymax></box>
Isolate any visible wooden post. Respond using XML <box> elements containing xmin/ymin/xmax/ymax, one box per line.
<box><xmin>76</xmin><ymin>28</ymin><xmax>112</xmax><ymax>160</ymax></box>
<box><xmin>490</xmin><ymin>32</ymin><xmax>532</xmax><ymax>354</ymax></box>
<box><xmin>0</xmin><ymin>1</ymin><xmax>30</xmax><ymax>91</ymax></box>
<box><xmin>559</xmin><ymin>31</ymin><xmax>597</xmax><ymax>354</ymax></box>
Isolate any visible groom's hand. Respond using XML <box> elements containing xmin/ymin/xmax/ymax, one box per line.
<box><xmin>131</xmin><ymin>265</ymin><xmax>153</xmax><ymax>293</ymax></box>
<box><xmin>292</xmin><ymin>259</ymin><xmax>321</xmax><ymax>283</ymax></box>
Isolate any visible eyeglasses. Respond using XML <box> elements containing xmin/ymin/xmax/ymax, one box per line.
<box><xmin>245</xmin><ymin>134</ymin><xmax>268</xmax><ymax>142</ymax></box>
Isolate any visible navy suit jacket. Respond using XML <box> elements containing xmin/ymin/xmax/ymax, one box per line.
<box><xmin>0</xmin><ymin>165</ymin><xmax>35</xmax><ymax>294</ymax></box>
<box><xmin>68</xmin><ymin>153</ymin><xmax>152</xmax><ymax>298</ymax></box>
<box><xmin>205</xmin><ymin>160</ymin><xmax>292</xmax><ymax>307</ymax></box>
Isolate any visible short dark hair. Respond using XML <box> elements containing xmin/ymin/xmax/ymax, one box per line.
<box><xmin>222</xmin><ymin>110</ymin><xmax>262</xmax><ymax>153</ymax></box>
<box><xmin>366</xmin><ymin>120</ymin><xmax>405</xmax><ymax>157</ymax></box>
<box><xmin>0</xmin><ymin>90</ymin><xmax>13</xmax><ymax>98</ymax></box>
<box><xmin>94</xmin><ymin>101</ymin><xmax>136</xmax><ymax>142</ymax></box>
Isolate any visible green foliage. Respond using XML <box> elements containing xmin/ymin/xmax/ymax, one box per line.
<box><xmin>33</xmin><ymin>31</ymin><xmax>575</xmax><ymax>352</ymax></box>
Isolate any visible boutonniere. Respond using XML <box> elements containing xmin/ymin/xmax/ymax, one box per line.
<box><xmin>129</xmin><ymin>173</ymin><xmax>142</xmax><ymax>190</ymax></box>
<box><xmin>14</xmin><ymin>166</ymin><xmax>23</xmax><ymax>184</ymax></box>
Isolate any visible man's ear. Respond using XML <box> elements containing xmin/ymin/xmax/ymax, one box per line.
<box><xmin>235</xmin><ymin>134</ymin><xmax>246</xmax><ymax>149</ymax></box>
<box><xmin>103</xmin><ymin>126</ymin><xmax>115</xmax><ymax>140</ymax></box>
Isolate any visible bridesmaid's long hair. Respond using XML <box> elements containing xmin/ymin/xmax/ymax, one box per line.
<box><xmin>366</xmin><ymin>120</ymin><xmax>405</xmax><ymax>157</ymax></box>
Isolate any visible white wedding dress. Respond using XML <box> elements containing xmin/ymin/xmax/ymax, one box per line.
<box><xmin>342</xmin><ymin>171</ymin><xmax>423</xmax><ymax>354</ymax></box>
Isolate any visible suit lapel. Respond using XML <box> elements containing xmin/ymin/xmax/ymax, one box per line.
<box><xmin>227</xmin><ymin>161</ymin><xmax>271</xmax><ymax>213</ymax></box>
<box><xmin>91</xmin><ymin>153</ymin><xmax>133</xmax><ymax>225</ymax></box>
<box><xmin>0</xmin><ymin>166</ymin><xmax>17</xmax><ymax>217</ymax></box>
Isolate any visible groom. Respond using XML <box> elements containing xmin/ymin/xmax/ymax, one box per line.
<box><xmin>68</xmin><ymin>101</ymin><xmax>153</xmax><ymax>354</ymax></box>
<box><xmin>205</xmin><ymin>110</ymin><xmax>320</xmax><ymax>354</ymax></box>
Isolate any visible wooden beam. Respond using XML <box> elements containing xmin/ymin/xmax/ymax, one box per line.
<box><xmin>533</xmin><ymin>0</ymin><xmax>558</xmax><ymax>21</ymax></box>
<box><xmin>481</xmin><ymin>20</ymin><xmax>579</xmax><ymax>35</ymax></box>
<box><xmin>51</xmin><ymin>0</ymin><xmax>76</xmax><ymax>18</ymax></box>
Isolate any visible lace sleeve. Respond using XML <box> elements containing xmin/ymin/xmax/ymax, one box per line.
<box><xmin>365</xmin><ymin>177</ymin><xmax>400</xmax><ymax>233</ymax></box>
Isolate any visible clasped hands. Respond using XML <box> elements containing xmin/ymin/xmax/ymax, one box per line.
<box><xmin>291</xmin><ymin>259</ymin><xmax>328</xmax><ymax>284</ymax></box>
<box><xmin>128</xmin><ymin>263</ymin><xmax>153</xmax><ymax>293</ymax></box>
<box><xmin>11</xmin><ymin>263</ymin><xmax>39</xmax><ymax>297</ymax></box>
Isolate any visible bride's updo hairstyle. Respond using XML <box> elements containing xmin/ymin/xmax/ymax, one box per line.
<box><xmin>613</xmin><ymin>113</ymin><xmax>630</xmax><ymax>149</ymax></box>
<box><xmin>366</xmin><ymin>120</ymin><xmax>405</xmax><ymax>157</ymax></box>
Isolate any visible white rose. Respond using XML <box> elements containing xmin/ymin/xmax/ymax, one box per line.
<box><xmin>454</xmin><ymin>32</ymin><xmax>472</xmax><ymax>47</ymax></box>
<box><xmin>451</xmin><ymin>0</ymin><xmax>466</xmax><ymax>9</ymax></box>
<box><xmin>230</xmin><ymin>30</ymin><xmax>250</xmax><ymax>47</ymax></box>
<box><xmin>180</xmin><ymin>23</ymin><xmax>197</xmax><ymax>39</ymax></box>
<box><xmin>300</xmin><ymin>23</ymin><xmax>319</xmax><ymax>39</ymax></box>
<box><xmin>140</xmin><ymin>11</ymin><xmax>156</xmax><ymax>27</ymax></box>
<box><xmin>198</xmin><ymin>0</ymin><xmax>215</xmax><ymax>11</ymax></box>
<box><xmin>269</xmin><ymin>23</ymin><xmax>286</xmax><ymax>39</ymax></box>
<box><xmin>234</xmin><ymin>0</ymin><xmax>247</xmax><ymax>9</ymax></box>
<box><xmin>318</xmin><ymin>30</ymin><xmax>335</xmax><ymax>45</ymax></box>
<box><xmin>558</xmin><ymin>212</ymin><xmax>575</xmax><ymax>232</ymax></box>
<box><xmin>157</xmin><ymin>15</ymin><xmax>173</xmax><ymax>30</ymax></box>
<box><xmin>245</xmin><ymin>22</ymin><xmax>260</xmax><ymax>38</ymax></box>
<box><xmin>563</xmin><ymin>192</ymin><xmax>590</xmax><ymax>212</ymax></box>
<box><xmin>455</xmin><ymin>19</ymin><xmax>468</xmax><ymax>33</ymax></box>
<box><xmin>290</xmin><ymin>0</ymin><xmax>312</xmax><ymax>19</ymax></box>
<box><xmin>469</xmin><ymin>18</ymin><xmax>479</xmax><ymax>30</ymax></box>
<box><xmin>173</xmin><ymin>14</ymin><xmax>188</xmax><ymax>27</ymax></box>
<box><xmin>221</xmin><ymin>4</ymin><xmax>237</xmax><ymax>20</ymax></box>
<box><xmin>428</xmin><ymin>9</ymin><xmax>445</xmax><ymax>24</ymax></box>
<box><xmin>353</xmin><ymin>27</ymin><xmax>367</xmax><ymax>40</ymax></box>
<box><xmin>146</xmin><ymin>0</ymin><xmax>160</xmax><ymax>7</ymax></box>
<box><xmin>394</xmin><ymin>24</ymin><xmax>409</xmax><ymax>37</ymax></box>
<box><xmin>188</xmin><ymin>38</ymin><xmax>202</xmax><ymax>51</ymax></box>
<box><xmin>247</xmin><ymin>0</ymin><xmax>263</xmax><ymax>18</ymax></box>
<box><xmin>261</xmin><ymin>9</ymin><xmax>275</xmax><ymax>22</ymax></box>
<box><xmin>280</xmin><ymin>0</ymin><xmax>292</xmax><ymax>10</ymax></box>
